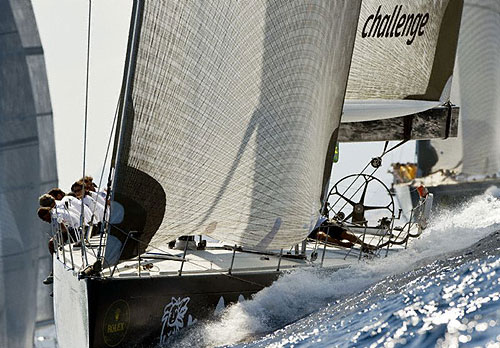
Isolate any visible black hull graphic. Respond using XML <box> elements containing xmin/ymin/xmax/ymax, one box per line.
<box><xmin>54</xmin><ymin>260</ymin><xmax>279</xmax><ymax>347</ymax></box>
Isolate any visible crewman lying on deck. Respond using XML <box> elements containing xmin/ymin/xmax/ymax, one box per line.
<box><xmin>309</xmin><ymin>219</ymin><xmax>377</xmax><ymax>252</ymax></box>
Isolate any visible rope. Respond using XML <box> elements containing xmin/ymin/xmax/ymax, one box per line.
<box><xmin>79</xmin><ymin>0</ymin><xmax>93</xmax><ymax>267</ymax></box>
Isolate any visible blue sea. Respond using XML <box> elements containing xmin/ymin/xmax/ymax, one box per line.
<box><xmin>168</xmin><ymin>194</ymin><xmax>500</xmax><ymax>348</ymax></box>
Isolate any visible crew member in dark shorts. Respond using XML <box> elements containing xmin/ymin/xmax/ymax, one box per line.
<box><xmin>309</xmin><ymin>218</ymin><xmax>376</xmax><ymax>251</ymax></box>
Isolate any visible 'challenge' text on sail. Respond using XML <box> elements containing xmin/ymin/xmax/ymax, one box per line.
<box><xmin>361</xmin><ymin>5</ymin><xmax>430</xmax><ymax>45</ymax></box>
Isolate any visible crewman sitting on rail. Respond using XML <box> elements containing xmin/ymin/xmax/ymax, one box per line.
<box><xmin>40</xmin><ymin>192</ymin><xmax>92</xmax><ymax>227</ymax></box>
<box><xmin>71</xmin><ymin>181</ymin><xmax>104</xmax><ymax>224</ymax></box>
<box><xmin>40</xmin><ymin>192</ymin><xmax>96</xmax><ymax>248</ymax></box>
<box><xmin>48</xmin><ymin>188</ymin><xmax>92</xmax><ymax>220</ymax></box>
<box><xmin>81</xmin><ymin>175</ymin><xmax>108</xmax><ymax>207</ymax></box>
<box><xmin>37</xmin><ymin>206</ymin><xmax>79</xmax><ymax>285</ymax></box>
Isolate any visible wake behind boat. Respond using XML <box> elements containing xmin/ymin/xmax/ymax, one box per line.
<box><xmin>49</xmin><ymin>0</ymin><xmax>463</xmax><ymax>347</ymax></box>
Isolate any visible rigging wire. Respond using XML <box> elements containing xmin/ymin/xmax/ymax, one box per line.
<box><xmin>328</xmin><ymin>140</ymin><xmax>408</xmax><ymax>220</ymax></box>
<box><xmin>79</xmin><ymin>0</ymin><xmax>93</xmax><ymax>266</ymax></box>
<box><xmin>95</xmin><ymin>100</ymin><xmax>120</xmax><ymax>260</ymax></box>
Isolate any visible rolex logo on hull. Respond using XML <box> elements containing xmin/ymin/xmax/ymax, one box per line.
<box><xmin>361</xmin><ymin>5</ymin><xmax>430</xmax><ymax>45</ymax></box>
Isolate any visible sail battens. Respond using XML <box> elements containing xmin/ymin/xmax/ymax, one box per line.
<box><xmin>0</xmin><ymin>136</ymin><xmax>38</xmax><ymax>151</ymax></box>
<box><xmin>0</xmin><ymin>46</ymin><xmax>43</xmax><ymax>58</ymax></box>
<box><xmin>111</xmin><ymin>0</ymin><xmax>361</xmax><ymax>256</ymax></box>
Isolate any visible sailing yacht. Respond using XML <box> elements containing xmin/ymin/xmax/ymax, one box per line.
<box><xmin>0</xmin><ymin>0</ymin><xmax>58</xmax><ymax>346</ymax></box>
<box><xmin>393</xmin><ymin>0</ymin><xmax>500</xmax><ymax>210</ymax></box>
<box><xmin>52</xmin><ymin>1</ymin><xmax>462</xmax><ymax>347</ymax></box>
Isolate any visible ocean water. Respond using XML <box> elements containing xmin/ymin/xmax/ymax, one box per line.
<box><xmin>168</xmin><ymin>194</ymin><xmax>500</xmax><ymax>348</ymax></box>
<box><xmin>35</xmin><ymin>194</ymin><xmax>500</xmax><ymax>347</ymax></box>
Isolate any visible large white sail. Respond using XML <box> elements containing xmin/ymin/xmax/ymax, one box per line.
<box><xmin>343</xmin><ymin>0</ymin><xmax>463</xmax><ymax>122</ymax></box>
<box><xmin>109</xmin><ymin>0</ymin><xmax>362</xmax><ymax>256</ymax></box>
<box><xmin>0</xmin><ymin>0</ymin><xmax>57</xmax><ymax>344</ymax></box>
<box><xmin>10</xmin><ymin>0</ymin><xmax>57</xmax><ymax>326</ymax></box>
<box><xmin>423</xmin><ymin>0</ymin><xmax>500</xmax><ymax>177</ymax></box>
<box><xmin>417</xmin><ymin>62</ymin><xmax>463</xmax><ymax>176</ymax></box>
<box><xmin>456</xmin><ymin>0</ymin><xmax>500</xmax><ymax>175</ymax></box>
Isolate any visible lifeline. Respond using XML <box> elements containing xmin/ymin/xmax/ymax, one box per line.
<box><xmin>361</xmin><ymin>5</ymin><xmax>430</xmax><ymax>45</ymax></box>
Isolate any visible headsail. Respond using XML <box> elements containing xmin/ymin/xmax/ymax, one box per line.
<box><xmin>343</xmin><ymin>0</ymin><xmax>463</xmax><ymax>122</ymax></box>
<box><xmin>0</xmin><ymin>0</ymin><xmax>57</xmax><ymax>344</ymax></box>
<box><xmin>109</xmin><ymin>0</ymin><xmax>362</xmax><ymax>257</ymax></box>
<box><xmin>424</xmin><ymin>0</ymin><xmax>500</xmax><ymax>177</ymax></box>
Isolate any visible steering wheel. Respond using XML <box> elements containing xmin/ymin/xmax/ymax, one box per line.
<box><xmin>326</xmin><ymin>174</ymin><xmax>394</xmax><ymax>226</ymax></box>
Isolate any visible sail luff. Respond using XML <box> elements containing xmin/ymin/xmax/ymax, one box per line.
<box><xmin>110</xmin><ymin>0</ymin><xmax>143</xmax><ymax>189</ymax></box>
<box><xmin>458</xmin><ymin>0</ymin><xmax>500</xmax><ymax>176</ymax></box>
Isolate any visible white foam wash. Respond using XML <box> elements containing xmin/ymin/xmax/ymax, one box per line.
<box><xmin>169</xmin><ymin>193</ymin><xmax>500</xmax><ymax>347</ymax></box>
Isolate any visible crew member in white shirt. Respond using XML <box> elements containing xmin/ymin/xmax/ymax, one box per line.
<box><xmin>82</xmin><ymin>175</ymin><xmax>108</xmax><ymax>207</ymax></box>
<box><xmin>71</xmin><ymin>181</ymin><xmax>106</xmax><ymax>237</ymax></box>
<box><xmin>42</xmin><ymin>191</ymin><xmax>93</xmax><ymax>226</ymax></box>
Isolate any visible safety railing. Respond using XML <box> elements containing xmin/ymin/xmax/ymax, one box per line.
<box><xmin>53</xmin><ymin>193</ymin><xmax>433</xmax><ymax>280</ymax></box>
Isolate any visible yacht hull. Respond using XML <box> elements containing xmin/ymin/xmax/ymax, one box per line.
<box><xmin>54</xmin><ymin>260</ymin><xmax>279</xmax><ymax>348</ymax></box>
<box><xmin>395</xmin><ymin>179</ymin><xmax>500</xmax><ymax>212</ymax></box>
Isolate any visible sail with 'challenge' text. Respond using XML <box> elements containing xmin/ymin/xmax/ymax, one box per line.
<box><xmin>343</xmin><ymin>0</ymin><xmax>463</xmax><ymax>123</ymax></box>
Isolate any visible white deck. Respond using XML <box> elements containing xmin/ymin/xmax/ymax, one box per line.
<box><xmin>55</xmin><ymin>229</ymin><xmax>410</xmax><ymax>280</ymax></box>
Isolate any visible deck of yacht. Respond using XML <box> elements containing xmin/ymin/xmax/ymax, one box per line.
<box><xmin>55</xmin><ymin>228</ymin><xmax>409</xmax><ymax>280</ymax></box>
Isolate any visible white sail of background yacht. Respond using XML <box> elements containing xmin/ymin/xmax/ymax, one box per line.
<box><xmin>343</xmin><ymin>0</ymin><xmax>463</xmax><ymax>122</ymax></box>
<box><xmin>418</xmin><ymin>0</ymin><xmax>500</xmax><ymax>179</ymax></box>
<box><xmin>0</xmin><ymin>0</ymin><xmax>57</xmax><ymax>346</ymax></box>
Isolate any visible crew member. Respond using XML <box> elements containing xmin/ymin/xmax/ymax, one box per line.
<box><xmin>309</xmin><ymin>218</ymin><xmax>377</xmax><ymax>251</ymax></box>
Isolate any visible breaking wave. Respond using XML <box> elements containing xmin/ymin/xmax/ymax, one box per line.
<box><xmin>168</xmin><ymin>193</ymin><xmax>500</xmax><ymax>347</ymax></box>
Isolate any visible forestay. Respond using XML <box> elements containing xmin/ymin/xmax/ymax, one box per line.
<box><xmin>343</xmin><ymin>0</ymin><xmax>463</xmax><ymax>122</ymax></box>
<box><xmin>110</xmin><ymin>0</ymin><xmax>362</xmax><ymax>257</ymax></box>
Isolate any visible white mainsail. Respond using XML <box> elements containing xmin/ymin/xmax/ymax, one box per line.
<box><xmin>343</xmin><ymin>0</ymin><xmax>463</xmax><ymax>122</ymax></box>
<box><xmin>423</xmin><ymin>0</ymin><xmax>500</xmax><ymax>177</ymax></box>
<box><xmin>0</xmin><ymin>0</ymin><xmax>57</xmax><ymax>345</ymax></box>
<box><xmin>109</xmin><ymin>0</ymin><xmax>362</xmax><ymax>256</ymax></box>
